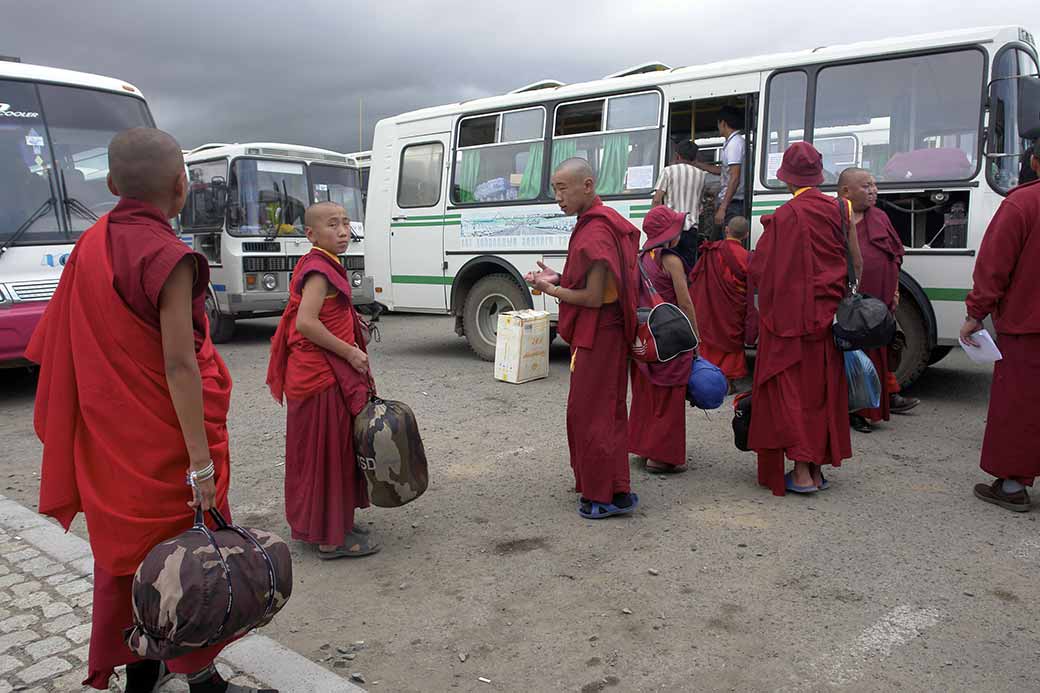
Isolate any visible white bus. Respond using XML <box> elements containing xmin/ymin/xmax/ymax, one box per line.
<box><xmin>179</xmin><ymin>143</ymin><xmax>373</xmax><ymax>342</ymax></box>
<box><xmin>365</xmin><ymin>26</ymin><xmax>1039</xmax><ymax>385</ymax></box>
<box><xmin>0</xmin><ymin>58</ymin><xmax>157</xmax><ymax>365</ymax></box>
<box><xmin>348</xmin><ymin>150</ymin><xmax>372</xmax><ymax>202</ymax></box>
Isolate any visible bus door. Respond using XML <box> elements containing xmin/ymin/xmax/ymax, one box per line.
<box><xmin>389</xmin><ymin>134</ymin><xmax>449</xmax><ymax>311</ymax></box>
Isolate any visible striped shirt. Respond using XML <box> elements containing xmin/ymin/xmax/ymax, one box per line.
<box><xmin>654</xmin><ymin>163</ymin><xmax>707</xmax><ymax>230</ymax></box>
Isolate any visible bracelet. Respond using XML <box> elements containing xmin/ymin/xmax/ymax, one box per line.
<box><xmin>186</xmin><ymin>461</ymin><xmax>215</xmax><ymax>488</ymax></box>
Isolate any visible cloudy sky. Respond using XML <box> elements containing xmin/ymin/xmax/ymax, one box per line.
<box><xmin>3</xmin><ymin>0</ymin><xmax>1039</xmax><ymax>153</ymax></box>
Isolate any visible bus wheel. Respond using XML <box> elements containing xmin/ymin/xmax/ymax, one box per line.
<box><xmin>205</xmin><ymin>294</ymin><xmax>235</xmax><ymax>344</ymax></box>
<box><xmin>927</xmin><ymin>345</ymin><xmax>953</xmax><ymax>365</ymax></box>
<box><xmin>894</xmin><ymin>297</ymin><xmax>929</xmax><ymax>388</ymax></box>
<box><xmin>463</xmin><ymin>274</ymin><xmax>527</xmax><ymax>361</ymax></box>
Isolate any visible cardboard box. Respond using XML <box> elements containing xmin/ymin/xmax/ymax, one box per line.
<box><xmin>494</xmin><ymin>310</ymin><xmax>550</xmax><ymax>384</ymax></box>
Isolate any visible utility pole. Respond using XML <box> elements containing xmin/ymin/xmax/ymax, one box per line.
<box><xmin>359</xmin><ymin>97</ymin><xmax>363</xmax><ymax>151</ymax></box>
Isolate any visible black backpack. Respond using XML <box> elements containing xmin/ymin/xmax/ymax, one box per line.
<box><xmin>732</xmin><ymin>392</ymin><xmax>752</xmax><ymax>452</ymax></box>
<box><xmin>832</xmin><ymin>199</ymin><xmax>896</xmax><ymax>351</ymax></box>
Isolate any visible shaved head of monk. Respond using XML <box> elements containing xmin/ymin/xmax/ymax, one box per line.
<box><xmin>107</xmin><ymin>128</ymin><xmax>187</xmax><ymax>219</ymax></box>
<box><xmin>304</xmin><ymin>201</ymin><xmax>352</xmax><ymax>255</ymax></box>
<box><xmin>725</xmin><ymin>215</ymin><xmax>749</xmax><ymax>241</ymax></box>
<box><xmin>551</xmin><ymin>157</ymin><xmax>597</xmax><ymax>217</ymax></box>
<box><xmin>837</xmin><ymin>167</ymin><xmax>876</xmax><ymax>212</ymax></box>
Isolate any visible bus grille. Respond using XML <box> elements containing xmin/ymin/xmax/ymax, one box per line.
<box><xmin>242</xmin><ymin>242</ymin><xmax>281</xmax><ymax>253</ymax></box>
<box><xmin>10</xmin><ymin>279</ymin><xmax>60</xmax><ymax>302</ymax></box>
<box><xmin>242</xmin><ymin>255</ymin><xmax>363</xmax><ymax>272</ymax></box>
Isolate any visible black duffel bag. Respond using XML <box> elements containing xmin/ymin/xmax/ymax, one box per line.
<box><xmin>732</xmin><ymin>392</ymin><xmax>752</xmax><ymax>452</ymax></box>
<box><xmin>832</xmin><ymin>199</ymin><xmax>896</xmax><ymax>351</ymax></box>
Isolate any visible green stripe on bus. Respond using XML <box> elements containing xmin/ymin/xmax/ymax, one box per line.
<box><xmin>630</xmin><ymin>213</ymin><xmax>647</xmax><ymax>220</ymax></box>
<box><xmin>630</xmin><ymin>203</ymin><xmax>652</xmax><ymax>211</ymax></box>
<box><xmin>752</xmin><ymin>199</ymin><xmax>788</xmax><ymax>207</ymax></box>
<box><xmin>391</xmin><ymin>275</ymin><xmax>454</xmax><ymax>285</ymax></box>
<box><xmin>398</xmin><ymin>214</ymin><xmax>461</xmax><ymax>221</ymax></box>
<box><xmin>924</xmin><ymin>288</ymin><xmax>969</xmax><ymax>302</ymax></box>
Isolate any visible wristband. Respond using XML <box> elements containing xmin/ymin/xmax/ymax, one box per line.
<box><xmin>187</xmin><ymin>461</ymin><xmax>215</xmax><ymax>489</ymax></box>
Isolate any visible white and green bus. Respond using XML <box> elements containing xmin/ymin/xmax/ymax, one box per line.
<box><xmin>365</xmin><ymin>26</ymin><xmax>1039</xmax><ymax>384</ymax></box>
<box><xmin>180</xmin><ymin>142</ymin><xmax>373</xmax><ymax>342</ymax></box>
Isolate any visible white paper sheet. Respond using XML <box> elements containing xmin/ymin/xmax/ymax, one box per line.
<box><xmin>959</xmin><ymin>329</ymin><xmax>1002</xmax><ymax>364</ymax></box>
<box><xmin>626</xmin><ymin>165</ymin><xmax>655</xmax><ymax>190</ymax></box>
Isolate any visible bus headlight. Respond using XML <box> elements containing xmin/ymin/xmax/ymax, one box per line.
<box><xmin>262</xmin><ymin>273</ymin><xmax>278</xmax><ymax>291</ymax></box>
<box><xmin>351</xmin><ymin>272</ymin><xmax>363</xmax><ymax>288</ymax></box>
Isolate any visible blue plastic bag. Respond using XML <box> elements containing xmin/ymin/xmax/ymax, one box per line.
<box><xmin>687</xmin><ymin>357</ymin><xmax>728</xmax><ymax>410</ymax></box>
<box><xmin>844</xmin><ymin>350</ymin><xmax>881</xmax><ymax>412</ymax></box>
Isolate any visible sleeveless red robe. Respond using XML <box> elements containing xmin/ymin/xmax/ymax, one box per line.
<box><xmin>689</xmin><ymin>239</ymin><xmax>750</xmax><ymax>379</ymax></box>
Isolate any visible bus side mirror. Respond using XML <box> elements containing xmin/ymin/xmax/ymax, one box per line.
<box><xmin>1019</xmin><ymin>75</ymin><xmax>1040</xmax><ymax>140</ymax></box>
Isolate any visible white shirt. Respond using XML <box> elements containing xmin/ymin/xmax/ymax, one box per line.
<box><xmin>719</xmin><ymin>131</ymin><xmax>746</xmax><ymax>202</ymax></box>
<box><xmin>654</xmin><ymin>163</ymin><xmax>707</xmax><ymax>230</ymax></box>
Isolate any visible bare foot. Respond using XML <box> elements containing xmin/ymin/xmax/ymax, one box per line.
<box><xmin>790</xmin><ymin>461</ymin><xmax>815</xmax><ymax>489</ymax></box>
<box><xmin>809</xmin><ymin>463</ymin><xmax>824</xmax><ymax>488</ymax></box>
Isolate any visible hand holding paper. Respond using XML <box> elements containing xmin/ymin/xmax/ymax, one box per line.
<box><xmin>959</xmin><ymin>328</ymin><xmax>1002</xmax><ymax>364</ymax></box>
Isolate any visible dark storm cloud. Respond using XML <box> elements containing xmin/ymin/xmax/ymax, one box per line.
<box><xmin>2</xmin><ymin>0</ymin><xmax>1038</xmax><ymax>153</ymax></box>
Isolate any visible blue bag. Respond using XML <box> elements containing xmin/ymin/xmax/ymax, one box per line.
<box><xmin>844</xmin><ymin>350</ymin><xmax>881</xmax><ymax>412</ymax></box>
<box><xmin>687</xmin><ymin>357</ymin><xmax>728</xmax><ymax>410</ymax></box>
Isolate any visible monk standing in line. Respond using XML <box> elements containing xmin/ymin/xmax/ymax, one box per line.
<box><xmin>26</xmin><ymin>128</ymin><xmax>274</xmax><ymax>692</ymax></box>
<box><xmin>748</xmin><ymin>142</ymin><xmax>859</xmax><ymax>495</ymax></box>
<box><xmin>838</xmin><ymin>168</ymin><xmax>920</xmax><ymax>434</ymax></box>
<box><xmin>526</xmin><ymin>158</ymin><xmax>640</xmax><ymax>518</ymax></box>
<box><xmin>267</xmin><ymin>202</ymin><xmax>380</xmax><ymax>556</ymax></box>
<box><xmin>688</xmin><ymin>215</ymin><xmax>751</xmax><ymax>388</ymax></box>
<box><xmin>964</xmin><ymin>140</ymin><xmax>1040</xmax><ymax>512</ymax></box>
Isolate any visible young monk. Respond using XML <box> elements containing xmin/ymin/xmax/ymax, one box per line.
<box><xmin>628</xmin><ymin>206</ymin><xmax>698</xmax><ymax>473</ymax></box>
<box><xmin>525</xmin><ymin>158</ymin><xmax>640</xmax><ymax>519</ymax></box>
<box><xmin>26</xmin><ymin>128</ymin><xmax>273</xmax><ymax>692</ymax></box>
<box><xmin>689</xmin><ymin>215</ymin><xmax>751</xmax><ymax>386</ymax></box>
<box><xmin>749</xmin><ymin>142</ymin><xmax>860</xmax><ymax>496</ymax></box>
<box><xmin>267</xmin><ymin>201</ymin><xmax>379</xmax><ymax>558</ymax></box>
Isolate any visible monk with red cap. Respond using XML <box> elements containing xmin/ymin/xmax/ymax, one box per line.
<box><xmin>26</xmin><ymin>128</ymin><xmax>274</xmax><ymax>693</ymax></box>
<box><xmin>963</xmin><ymin>141</ymin><xmax>1040</xmax><ymax>512</ymax></box>
<box><xmin>748</xmin><ymin>142</ymin><xmax>860</xmax><ymax>495</ymax></box>
<box><xmin>526</xmin><ymin>158</ymin><xmax>640</xmax><ymax>518</ymax></box>
<box><xmin>689</xmin><ymin>215</ymin><xmax>751</xmax><ymax>387</ymax></box>
<box><xmin>628</xmin><ymin>206</ymin><xmax>699</xmax><ymax>473</ymax></box>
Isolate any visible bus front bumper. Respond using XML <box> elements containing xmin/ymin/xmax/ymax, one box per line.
<box><xmin>0</xmin><ymin>300</ymin><xmax>46</xmax><ymax>364</ymax></box>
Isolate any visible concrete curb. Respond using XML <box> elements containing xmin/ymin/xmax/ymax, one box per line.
<box><xmin>0</xmin><ymin>494</ymin><xmax>364</xmax><ymax>692</ymax></box>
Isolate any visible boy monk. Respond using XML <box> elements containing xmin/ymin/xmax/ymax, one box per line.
<box><xmin>267</xmin><ymin>201</ymin><xmax>379</xmax><ymax>557</ymax></box>
<box><xmin>689</xmin><ymin>215</ymin><xmax>751</xmax><ymax>385</ymax></box>
<box><xmin>526</xmin><ymin>158</ymin><xmax>640</xmax><ymax>519</ymax></box>
<box><xmin>26</xmin><ymin>128</ymin><xmax>273</xmax><ymax>692</ymax></box>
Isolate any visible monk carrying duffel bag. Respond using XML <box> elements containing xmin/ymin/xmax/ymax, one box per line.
<box><xmin>125</xmin><ymin>508</ymin><xmax>292</xmax><ymax>660</ymax></box>
<box><xmin>354</xmin><ymin>396</ymin><xmax>429</xmax><ymax>507</ymax></box>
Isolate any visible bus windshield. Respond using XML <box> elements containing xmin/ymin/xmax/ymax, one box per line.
<box><xmin>0</xmin><ymin>81</ymin><xmax>151</xmax><ymax>246</ymax></box>
<box><xmin>227</xmin><ymin>158</ymin><xmax>308</xmax><ymax>237</ymax></box>
<box><xmin>310</xmin><ymin>163</ymin><xmax>365</xmax><ymax>225</ymax></box>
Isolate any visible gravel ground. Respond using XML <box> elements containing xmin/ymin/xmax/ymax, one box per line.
<box><xmin>1</xmin><ymin>313</ymin><xmax>1037</xmax><ymax>693</ymax></box>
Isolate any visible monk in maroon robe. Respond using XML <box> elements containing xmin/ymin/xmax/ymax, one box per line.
<box><xmin>26</xmin><ymin>129</ymin><xmax>274</xmax><ymax>693</ymax></box>
<box><xmin>689</xmin><ymin>215</ymin><xmax>750</xmax><ymax>384</ymax></box>
<box><xmin>628</xmin><ymin>206</ymin><xmax>698</xmax><ymax>472</ymax></box>
<box><xmin>964</xmin><ymin>142</ymin><xmax>1040</xmax><ymax>512</ymax></box>
<box><xmin>839</xmin><ymin>168</ymin><xmax>919</xmax><ymax>432</ymax></box>
<box><xmin>748</xmin><ymin>142</ymin><xmax>859</xmax><ymax>495</ymax></box>
<box><xmin>267</xmin><ymin>202</ymin><xmax>378</xmax><ymax>556</ymax></box>
<box><xmin>526</xmin><ymin>158</ymin><xmax>640</xmax><ymax>518</ymax></box>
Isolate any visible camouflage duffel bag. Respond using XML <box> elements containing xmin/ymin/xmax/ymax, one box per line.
<box><xmin>354</xmin><ymin>396</ymin><xmax>429</xmax><ymax>507</ymax></box>
<box><xmin>125</xmin><ymin>508</ymin><xmax>292</xmax><ymax>660</ymax></box>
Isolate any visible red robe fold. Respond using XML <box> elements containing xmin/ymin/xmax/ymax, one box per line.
<box><xmin>689</xmin><ymin>239</ymin><xmax>749</xmax><ymax>379</ymax></box>
<box><xmin>966</xmin><ymin>179</ymin><xmax>1040</xmax><ymax>484</ymax></box>
<box><xmin>267</xmin><ymin>249</ymin><xmax>372</xmax><ymax>544</ymax></box>
<box><xmin>560</xmin><ymin>199</ymin><xmax>639</xmax><ymax>503</ymax></box>
<box><xmin>748</xmin><ymin>188</ymin><xmax>852</xmax><ymax>495</ymax></box>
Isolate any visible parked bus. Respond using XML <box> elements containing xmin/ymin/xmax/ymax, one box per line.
<box><xmin>0</xmin><ymin>58</ymin><xmax>157</xmax><ymax>365</ymax></box>
<box><xmin>179</xmin><ymin>142</ymin><xmax>373</xmax><ymax>342</ymax></box>
<box><xmin>365</xmin><ymin>26</ymin><xmax>1039</xmax><ymax>385</ymax></box>
<box><xmin>349</xmin><ymin>150</ymin><xmax>372</xmax><ymax>202</ymax></box>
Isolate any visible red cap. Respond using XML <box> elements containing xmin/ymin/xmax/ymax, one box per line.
<box><xmin>776</xmin><ymin>142</ymin><xmax>824</xmax><ymax>187</ymax></box>
<box><xmin>641</xmin><ymin>206</ymin><xmax>685</xmax><ymax>251</ymax></box>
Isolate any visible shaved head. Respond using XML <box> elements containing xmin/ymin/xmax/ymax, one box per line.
<box><xmin>838</xmin><ymin>166</ymin><xmax>877</xmax><ymax>212</ymax></box>
<box><xmin>304</xmin><ymin>201</ymin><xmax>347</xmax><ymax>229</ymax></box>
<box><xmin>108</xmin><ymin>128</ymin><xmax>184</xmax><ymax>203</ymax></box>
<box><xmin>551</xmin><ymin>157</ymin><xmax>597</xmax><ymax>217</ymax></box>
<box><xmin>553</xmin><ymin>157</ymin><xmax>595</xmax><ymax>183</ymax></box>
<box><xmin>837</xmin><ymin>167</ymin><xmax>870</xmax><ymax>190</ymax></box>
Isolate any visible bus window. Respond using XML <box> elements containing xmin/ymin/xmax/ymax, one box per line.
<box><xmin>181</xmin><ymin>161</ymin><xmax>228</xmax><ymax>230</ymax></box>
<box><xmin>453</xmin><ymin>107</ymin><xmax>545</xmax><ymax>204</ymax></box>
<box><xmin>310</xmin><ymin>163</ymin><xmax>365</xmax><ymax>223</ymax></box>
<box><xmin>0</xmin><ymin>80</ymin><xmax>60</xmax><ymax>245</ymax></box>
<box><xmin>551</xmin><ymin>92</ymin><xmax>660</xmax><ymax>196</ymax></box>
<box><xmin>988</xmin><ymin>46</ymin><xmax>1040</xmax><ymax>193</ymax></box>
<box><xmin>763</xmin><ymin>71</ymin><xmax>807</xmax><ymax>186</ymax></box>
<box><xmin>398</xmin><ymin>142</ymin><xmax>443</xmax><ymax>208</ymax></box>
<box><xmin>227</xmin><ymin>159</ymin><xmax>308</xmax><ymax>236</ymax></box>
<box><xmin>813</xmin><ymin>50</ymin><xmax>985</xmax><ymax>184</ymax></box>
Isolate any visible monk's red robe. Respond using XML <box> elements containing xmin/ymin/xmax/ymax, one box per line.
<box><xmin>689</xmin><ymin>239</ymin><xmax>750</xmax><ymax>379</ymax></box>
<box><xmin>854</xmin><ymin>206</ymin><xmax>905</xmax><ymax>422</ymax></box>
<box><xmin>628</xmin><ymin>249</ymin><xmax>693</xmax><ymax>467</ymax></box>
<box><xmin>559</xmin><ymin>198</ymin><xmax>639</xmax><ymax>503</ymax></box>
<box><xmin>25</xmin><ymin>201</ymin><xmax>232</xmax><ymax>688</ymax></box>
<box><xmin>748</xmin><ymin>188</ymin><xmax>852</xmax><ymax>495</ymax></box>
<box><xmin>267</xmin><ymin>248</ymin><xmax>371</xmax><ymax>544</ymax></box>
<box><xmin>966</xmin><ymin>178</ymin><xmax>1040</xmax><ymax>485</ymax></box>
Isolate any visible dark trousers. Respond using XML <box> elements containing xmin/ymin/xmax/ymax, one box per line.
<box><xmin>711</xmin><ymin>198</ymin><xmax>745</xmax><ymax>241</ymax></box>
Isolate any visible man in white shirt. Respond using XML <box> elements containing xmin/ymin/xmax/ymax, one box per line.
<box><xmin>651</xmin><ymin>139</ymin><xmax>707</xmax><ymax>266</ymax></box>
<box><xmin>695</xmin><ymin>106</ymin><xmax>746</xmax><ymax>240</ymax></box>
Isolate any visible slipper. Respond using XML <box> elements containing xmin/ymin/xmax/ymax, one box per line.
<box><xmin>646</xmin><ymin>460</ymin><xmax>687</xmax><ymax>474</ymax></box>
<box><xmin>818</xmin><ymin>474</ymin><xmax>830</xmax><ymax>491</ymax></box>
<box><xmin>578</xmin><ymin>493</ymin><xmax>639</xmax><ymax>519</ymax></box>
<box><xmin>785</xmin><ymin>472</ymin><xmax>818</xmax><ymax>494</ymax></box>
<box><xmin>318</xmin><ymin>532</ymin><xmax>382</xmax><ymax>559</ymax></box>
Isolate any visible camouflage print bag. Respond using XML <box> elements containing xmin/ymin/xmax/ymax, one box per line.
<box><xmin>354</xmin><ymin>397</ymin><xmax>429</xmax><ymax>508</ymax></box>
<box><xmin>125</xmin><ymin>508</ymin><xmax>292</xmax><ymax>660</ymax></box>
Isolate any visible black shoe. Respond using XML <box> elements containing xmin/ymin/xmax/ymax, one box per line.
<box><xmin>849</xmin><ymin>414</ymin><xmax>873</xmax><ymax>433</ymax></box>
<box><xmin>890</xmin><ymin>394</ymin><xmax>920</xmax><ymax>414</ymax></box>
<box><xmin>973</xmin><ymin>479</ymin><xmax>1031</xmax><ymax>513</ymax></box>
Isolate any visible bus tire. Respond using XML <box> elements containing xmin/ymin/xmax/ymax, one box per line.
<box><xmin>893</xmin><ymin>297</ymin><xmax>929</xmax><ymax>388</ymax></box>
<box><xmin>927</xmin><ymin>345</ymin><xmax>953</xmax><ymax>365</ymax></box>
<box><xmin>205</xmin><ymin>293</ymin><xmax>235</xmax><ymax>344</ymax></box>
<box><xmin>463</xmin><ymin>273</ymin><xmax>527</xmax><ymax>361</ymax></box>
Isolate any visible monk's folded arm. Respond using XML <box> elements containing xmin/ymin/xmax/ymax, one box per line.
<box><xmin>553</xmin><ymin>261</ymin><xmax>607</xmax><ymax>308</ymax></box>
<box><xmin>295</xmin><ymin>273</ymin><xmax>361</xmax><ymax>361</ymax></box>
<box><xmin>158</xmin><ymin>256</ymin><xmax>211</xmax><ymax>467</ymax></box>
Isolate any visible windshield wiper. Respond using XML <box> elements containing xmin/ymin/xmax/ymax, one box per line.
<box><xmin>263</xmin><ymin>182</ymin><xmax>285</xmax><ymax>242</ymax></box>
<box><xmin>56</xmin><ymin>170</ymin><xmax>99</xmax><ymax>237</ymax></box>
<box><xmin>0</xmin><ymin>197</ymin><xmax>56</xmax><ymax>258</ymax></box>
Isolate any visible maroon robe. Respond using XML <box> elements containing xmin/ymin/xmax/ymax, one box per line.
<box><xmin>689</xmin><ymin>239</ymin><xmax>750</xmax><ymax>379</ymax></box>
<box><xmin>748</xmin><ymin>188</ymin><xmax>852</xmax><ymax>495</ymax></box>
<box><xmin>628</xmin><ymin>249</ymin><xmax>692</xmax><ymax>467</ymax></box>
<box><xmin>966</xmin><ymin>179</ymin><xmax>1040</xmax><ymax>485</ymax></box>
<box><xmin>559</xmin><ymin>198</ymin><xmax>639</xmax><ymax>503</ymax></box>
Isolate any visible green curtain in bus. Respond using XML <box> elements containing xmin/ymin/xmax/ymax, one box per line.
<box><xmin>551</xmin><ymin>138</ymin><xmax>578</xmax><ymax>173</ymax></box>
<box><xmin>518</xmin><ymin>142</ymin><xmax>544</xmax><ymax>200</ymax></box>
<box><xmin>595</xmin><ymin>133</ymin><xmax>630</xmax><ymax>196</ymax></box>
<box><xmin>457</xmin><ymin>149</ymin><xmax>481</xmax><ymax>203</ymax></box>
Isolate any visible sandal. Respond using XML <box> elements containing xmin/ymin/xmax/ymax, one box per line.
<box><xmin>318</xmin><ymin>531</ymin><xmax>382</xmax><ymax>559</ymax></box>
<box><xmin>784</xmin><ymin>472</ymin><xmax>818</xmax><ymax>494</ymax></box>
<box><xmin>646</xmin><ymin>460</ymin><xmax>687</xmax><ymax>474</ymax></box>
<box><xmin>578</xmin><ymin>493</ymin><xmax>639</xmax><ymax>519</ymax></box>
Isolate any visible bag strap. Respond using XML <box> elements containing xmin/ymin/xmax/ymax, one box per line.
<box><xmin>637</xmin><ymin>251</ymin><xmax>659</xmax><ymax>297</ymax></box>
<box><xmin>837</xmin><ymin>197</ymin><xmax>858</xmax><ymax>295</ymax></box>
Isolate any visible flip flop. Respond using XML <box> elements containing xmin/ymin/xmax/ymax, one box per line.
<box><xmin>318</xmin><ymin>532</ymin><xmax>382</xmax><ymax>559</ymax></box>
<box><xmin>784</xmin><ymin>472</ymin><xmax>818</xmax><ymax>494</ymax></box>
<box><xmin>578</xmin><ymin>493</ymin><xmax>639</xmax><ymax>519</ymax></box>
<box><xmin>646</xmin><ymin>460</ymin><xmax>687</xmax><ymax>474</ymax></box>
<box><xmin>818</xmin><ymin>474</ymin><xmax>830</xmax><ymax>491</ymax></box>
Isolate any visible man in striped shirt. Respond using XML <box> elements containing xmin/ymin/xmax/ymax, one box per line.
<box><xmin>652</xmin><ymin>139</ymin><xmax>707</xmax><ymax>267</ymax></box>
